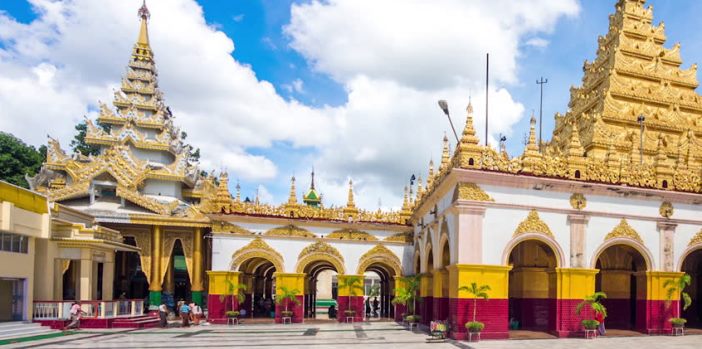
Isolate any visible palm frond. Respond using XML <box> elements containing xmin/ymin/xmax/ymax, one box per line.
<box><xmin>682</xmin><ymin>292</ymin><xmax>692</xmax><ymax>311</ymax></box>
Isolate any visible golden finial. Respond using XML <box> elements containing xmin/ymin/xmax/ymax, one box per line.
<box><xmin>287</xmin><ymin>176</ymin><xmax>297</xmax><ymax>204</ymax></box>
<box><xmin>132</xmin><ymin>0</ymin><xmax>153</xmax><ymax>62</ymax></box>
<box><xmin>526</xmin><ymin>112</ymin><xmax>539</xmax><ymax>152</ymax></box>
<box><xmin>567</xmin><ymin>120</ymin><xmax>584</xmax><ymax>157</ymax></box>
<box><xmin>416</xmin><ymin>175</ymin><xmax>424</xmax><ymax>201</ymax></box>
<box><xmin>346</xmin><ymin>179</ymin><xmax>356</xmax><ymax>209</ymax></box>
<box><xmin>461</xmin><ymin>99</ymin><xmax>480</xmax><ymax>145</ymax></box>
<box><xmin>427</xmin><ymin>159</ymin><xmax>435</xmax><ymax>188</ymax></box>
<box><xmin>402</xmin><ymin>185</ymin><xmax>410</xmax><ymax>209</ymax></box>
<box><xmin>440</xmin><ymin>134</ymin><xmax>450</xmax><ymax>170</ymax></box>
<box><xmin>215</xmin><ymin>171</ymin><xmax>232</xmax><ymax>212</ymax></box>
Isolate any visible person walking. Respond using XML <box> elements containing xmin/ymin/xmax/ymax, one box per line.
<box><xmin>158</xmin><ymin>302</ymin><xmax>168</xmax><ymax>328</ymax></box>
<box><xmin>64</xmin><ymin>302</ymin><xmax>85</xmax><ymax>330</ymax></box>
<box><xmin>365</xmin><ymin>298</ymin><xmax>371</xmax><ymax>318</ymax></box>
<box><xmin>179</xmin><ymin>301</ymin><xmax>191</xmax><ymax>327</ymax></box>
<box><xmin>372</xmin><ymin>297</ymin><xmax>379</xmax><ymax>318</ymax></box>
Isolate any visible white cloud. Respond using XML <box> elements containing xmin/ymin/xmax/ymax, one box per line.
<box><xmin>282</xmin><ymin>78</ymin><xmax>305</xmax><ymax>94</ymax></box>
<box><xmin>0</xmin><ymin>0</ymin><xmax>579</xmax><ymax>210</ymax></box>
<box><xmin>526</xmin><ymin>37</ymin><xmax>549</xmax><ymax>48</ymax></box>
<box><xmin>232</xmin><ymin>14</ymin><xmax>244</xmax><ymax>23</ymax></box>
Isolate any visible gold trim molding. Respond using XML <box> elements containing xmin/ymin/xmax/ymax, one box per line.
<box><xmin>230</xmin><ymin>237</ymin><xmax>285</xmax><ymax>272</ymax></box>
<box><xmin>295</xmin><ymin>240</ymin><xmax>345</xmax><ymax>274</ymax></box>
<box><xmin>326</xmin><ymin>229</ymin><xmax>377</xmax><ymax>241</ymax></box>
<box><xmin>264</xmin><ymin>224</ymin><xmax>316</xmax><ymax>238</ymax></box>
<box><xmin>605</xmin><ymin>218</ymin><xmax>643</xmax><ymax>243</ymax></box>
<box><xmin>513</xmin><ymin>210</ymin><xmax>554</xmax><ymax>238</ymax></box>
<box><xmin>356</xmin><ymin>244</ymin><xmax>402</xmax><ymax>276</ymax></box>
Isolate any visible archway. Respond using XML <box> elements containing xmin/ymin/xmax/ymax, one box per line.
<box><xmin>435</xmin><ymin>233</ymin><xmax>450</xmax><ymax>321</ymax></box>
<box><xmin>595</xmin><ymin>243</ymin><xmax>648</xmax><ymax>331</ymax></box>
<box><xmin>296</xmin><ymin>241</ymin><xmax>345</xmax><ymax>320</ymax></box>
<box><xmin>238</xmin><ymin>257</ymin><xmax>277</xmax><ymax>319</ymax></box>
<box><xmin>507</xmin><ymin>239</ymin><xmax>558</xmax><ymax>333</ymax></box>
<box><xmin>680</xmin><ymin>248</ymin><xmax>702</xmax><ymax>328</ymax></box>
<box><xmin>162</xmin><ymin>239</ymin><xmax>191</xmax><ymax>309</ymax></box>
<box><xmin>357</xmin><ymin>245</ymin><xmax>402</xmax><ymax>321</ymax></box>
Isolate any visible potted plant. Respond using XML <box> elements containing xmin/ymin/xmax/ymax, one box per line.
<box><xmin>221</xmin><ymin>276</ymin><xmax>247</xmax><ymax>319</ymax></box>
<box><xmin>664</xmin><ymin>273</ymin><xmax>692</xmax><ymax>331</ymax></box>
<box><xmin>575</xmin><ymin>291</ymin><xmax>608</xmax><ymax>333</ymax></box>
<box><xmin>391</xmin><ymin>275</ymin><xmax>420</xmax><ymax>326</ymax></box>
<box><xmin>458</xmin><ymin>282</ymin><xmax>491</xmax><ymax>337</ymax></box>
<box><xmin>276</xmin><ymin>286</ymin><xmax>301</xmax><ymax>319</ymax></box>
<box><xmin>225</xmin><ymin>310</ymin><xmax>240</xmax><ymax>318</ymax></box>
<box><xmin>338</xmin><ymin>275</ymin><xmax>364</xmax><ymax>319</ymax></box>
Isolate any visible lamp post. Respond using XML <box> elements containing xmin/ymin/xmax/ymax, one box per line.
<box><xmin>438</xmin><ymin>100</ymin><xmax>460</xmax><ymax>144</ymax></box>
<box><xmin>637</xmin><ymin>114</ymin><xmax>645</xmax><ymax>164</ymax></box>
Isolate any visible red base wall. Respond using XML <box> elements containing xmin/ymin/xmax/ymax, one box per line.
<box><xmin>647</xmin><ymin>299</ymin><xmax>677</xmax><ymax>334</ymax></box>
<box><xmin>509</xmin><ymin>298</ymin><xmax>555</xmax><ymax>331</ymax></box>
<box><xmin>207</xmin><ymin>294</ymin><xmax>237</xmax><ymax>324</ymax></box>
<box><xmin>449</xmin><ymin>298</ymin><xmax>508</xmax><ymax>340</ymax></box>
<box><xmin>419</xmin><ymin>296</ymin><xmax>433</xmax><ymax>325</ymax></box>
<box><xmin>432</xmin><ymin>297</ymin><xmax>449</xmax><ymax>321</ymax></box>
<box><xmin>337</xmin><ymin>296</ymin><xmax>364</xmax><ymax>322</ymax></box>
<box><xmin>394</xmin><ymin>304</ymin><xmax>407</xmax><ymax>321</ymax></box>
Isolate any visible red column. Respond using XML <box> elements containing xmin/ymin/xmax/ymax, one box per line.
<box><xmin>449</xmin><ymin>298</ymin><xmax>509</xmax><ymax>340</ymax></box>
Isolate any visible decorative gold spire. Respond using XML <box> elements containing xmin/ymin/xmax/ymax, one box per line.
<box><xmin>214</xmin><ymin>171</ymin><xmax>232</xmax><ymax>213</ymax></box>
<box><xmin>132</xmin><ymin>1</ymin><xmax>153</xmax><ymax>62</ymax></box>
<box><xmin>460</xmin><ymin>100</ymin><xmax>480</xmax><ymax>145</ymax></box>
<box><xmin>521</xmin><ymin>113</ymin><xmax>542</xmax><ymax>173</ymax></box>
<box><xmin>343</xmin><ymin>179</ymin><xmax>359</xmax><ymax>220</ymax></box>
<box><xmin>416</xmin><ymin>175</ymin><xmax>423</xmax><ymax>201</ymax></box>
<box><xmin>567</xmin><ymin>121</ymin><xmax>584</xmax><ymax>157</ymax></box>
<box><xmin>235</xmin><ymin>180</ymin><xmax>241</xmax><ymax>202</ymax></box>
<box><xmin>287</xmin><ymin>176</ymin><xmax>298</xmax><ymax>205</ymax></box>
<box><xmin>427</xmin><ymin>159</ymin><xmax>435</xmax><ymax>188</ymax></box>
<box><xmin>440</xmin><ymin>134</ymin><xmax>450</xmax><ymax>170</ymax></box>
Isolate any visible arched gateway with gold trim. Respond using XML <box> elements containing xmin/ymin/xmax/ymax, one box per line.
<box><xmin>18</xmin><ymin>0</ymin><xmax>702</xmax><ymax>338</ymax></box>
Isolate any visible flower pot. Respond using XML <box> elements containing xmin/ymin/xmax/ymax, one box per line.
<box><xmin>281</xmin><ymin>311</ymin><xmax>293</xmax><ymax>317</ymax></box>
<box><xmin>465</xmin><ymin>321</ymin><xmax>484</xmax><ymax>333</ymax></box>
<box><xmin>581</xmin><ymin>319</ymin><xmax>599</xmax><ymax>330</ymax></box>
<box><xmin>669</xmin><ymin>318</ymin><xmax>687</xmax><ymax>328</ymax></box>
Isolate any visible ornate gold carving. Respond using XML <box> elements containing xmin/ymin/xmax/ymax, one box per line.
<box><xmin>689</xmin><ymin>229</ymin><xmax>702</xmax><ymax>247</ymax></box>
<box><xmin>295</xmin><ymin>240</ymin><xmax>345</xmax><ymax>273</ymax></box>
<box><xmin>605</xmin><ymin>218</ymin><xmax>643</xmax><ymax>243</ymax></box>
<box><xmin>230</xmin><ymin>237</ymin><xmax>284</xmax><ymax>272</ymax></box>
<box><xmin>264</xmin><ymin>225</ymin><xmax>316</xmax><ymax>238</ymax></box>
<box><xmin>326</xmin><ymin>229</ymin><xmax>377</xmax><ymax>241</ymax></box>
<box><xmin>569</xmin><ymin>193</ymin><xmax>587</xmax><ymax>210</ymax></box>
<box><xmin>513</xmin><ymin>210</ymin><xmax>554</xmax><ymax>238</ymax></box>
<box><xmin>356</xmin><ymin>244</ymin><xmax>402</xmax><ymax>276</ymax></box>
<box><xmin>161</xmin><ymin>231</ymin><xmax>194</xmax><ymax>284</ymax></box>
<box><xmin>383</xmin><ymin>232</ymin><xmax>412</xmax><ymax>243</ymax></box>
<box><xmin>125</xmin><ymin>230</ymin><xmax>152</xmax><ymax>283</ymax></box>
<box><xmin>659</xmin><ymin>201</ymin><xmax>674</xmax><ymax>218</ymax></box>
<box><xmin>453</xmin><ymin>183</ymin><xmax>494</xmax><ymax>202</ymax></box>
<box><xmin>211</xmin><ymin>221</ymin><xmax>253</xmax><ymax>235</ymax></box>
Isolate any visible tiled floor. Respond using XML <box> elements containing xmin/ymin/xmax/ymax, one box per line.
<box><xmin>2</xmin><ymin>323</ymin><xmax>700</xmax><ymax>349</ymax></box>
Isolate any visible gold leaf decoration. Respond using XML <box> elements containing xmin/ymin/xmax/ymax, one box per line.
<box><xmin>264</xmin><ymin>224</ymin><xmax>316</xmax><ymax>238</ymax></box>
<box><xmin>659</xmin><ymin>201</ymin><xmax>674</xmax><ymax>219</ymax></box>
<box><xmin>569</xmin><ymin>193</ymin><xmax>587</xmax><ymax>210</ymax></box>
<box><xmin>326</xmin><ymin>229</ymin><xmax>377</xmax><ymax>241</ymax></box>
<box><xmin>513</xmin><ymin>210</ymin><xmax>554</xmax><ymax>238</ymax></box>
<box><xmin>356</xmin><ymin>244</ymin><xmax>402</xmax><ymax>276</ymax></box>
<box><xmin>296</xmin><ymin>240</ymin><xmax>345</xmax><ymax>273</ymax></box>
<box><xmin>211</xmin><ymin>221</ymin><xmax>253</xmax><ymax>235</ymax></box>
<box><xmin>383</xmin><ymin>232</ymin><xmax>413</xmax><ymax>243</ymax></box>
<box><xmin>453</xmin><ymin>183</ymin><xmax>494</xmax><ymax>202</ymax></box>
<box><xmin>689</xmin><ymin>229</ymin><xmax>702</xmax><ymax>247</ymax></box>
<box><xmin>605</xmin><ymin>218</ymin><xmax>643</xmax><ymax>243</ymax></box>
<box><xmin>230</xmin><ymin>237</ymin><xmax>284</xmax><ymax>272</ymax></box>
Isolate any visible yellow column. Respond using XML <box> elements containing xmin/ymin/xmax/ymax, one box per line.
<box><xmin>148</xmin><ymin>225</ymin><xmax>162</xmax><ymax>307</ymax></box>
<box><xmin>555</xmin><ymin>268</ymin><xmax>598</xmax><ymax>300</ymax></box>
<box><xmin>79</xmin><ymin>258</ymin><xmax>94</xmax><ymax>301</ymax></box>
<box><xmin>163</xmin><ymin>258</ymin><xmax>174</xmax><ymax>293</ymax></box>
<box><xmin>191</xmin><ymin>227</ymin><xmax>204</xmax><ymax>304</ymax></box>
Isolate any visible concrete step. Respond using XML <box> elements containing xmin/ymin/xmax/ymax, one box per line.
<box><xmin>0</xmin><ymin>322</ymin><xmax>56</xmax><ymax>341</ymax></box>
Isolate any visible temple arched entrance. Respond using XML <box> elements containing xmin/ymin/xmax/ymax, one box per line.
<box><xmin>507</xmin><ymin>239</ymin><xmax>558</xmax><ymax>334</ymax></box>
<box><xmin>595</xmin><ymin>244</ymin><xmax>649</xmax><ymax>331</ymax></box>
<box><xmin>238</xmin><ymin>257</ymin><xmax>277</xmax><ymax>319</ymax></box>
<box><xmin>680</xmin><ymin>248</ymin><xmax>702</xmax><ymax>329</ymax></box>
<box><xmin>162</xmin><ymin>239</ymin><xmax>192</xmax><ymax>308</ymax></box>
<box><xmin>434</xmin><ymin>234</ymin><xmax>450</xmax><ymax>321</ymax></box>
<box><xmin>300</xmin><ymin>260</ymin><xmax>340</xmax><ymax>320</ymax></box>
<box><xmin>357</xmin><ymin>245</ymin><xmax>402</xmax><ymax>321</ymax></box>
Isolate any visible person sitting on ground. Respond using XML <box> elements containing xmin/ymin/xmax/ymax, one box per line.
<box><xmin>180</xmin><ymin>301</ymin><xmax>191</xmax><ymax>327</ymax></box>
<box><xmin>328</xmin><ymin>304</ymin><xmax>337</xmax><ymax>319</ymax></box>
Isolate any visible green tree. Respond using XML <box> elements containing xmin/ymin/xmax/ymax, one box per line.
<box><xmin>339</xmin><ymin>275</ymin><xmax>364</xmax><ymax>316</ymax></box>
<box><xmin>69</xmin><ymin>120</ymin><xmax>109</xmax><ymax>156</ymax></box>
<box><xmin>664</xmin><ymin>273</ymin><xmax>692</xmax><ymax>318</ymax></box>
<box><xmin>391</xmin><ymin>275</ymin><xmax>420</xmax><ymax>316</ymax></box>
<box><xmin>458</xmin><ymin>282</ymin><xmax>491</xmax><ymax>323</ymax></box>
<box><xmin>0</xmin><ymin>132</ymin><xmax>44</xmax><ymax>188</ymax></box>
<box><xmin>575</xmin><ymin>291</ymin><xmax>608</xmax><ymax>319</ymax></box>
<box><xmin>275</xmin><ymin>286</ymin><xmax>301</xmax><ymax>315</ymax></box>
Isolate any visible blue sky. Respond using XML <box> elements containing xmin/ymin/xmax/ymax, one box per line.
<box><xmin>1</xmin><ymin>0</ymin><xmax>701</xmax><ymax>208</ymax></box>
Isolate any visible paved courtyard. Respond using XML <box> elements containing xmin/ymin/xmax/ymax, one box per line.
<box><xmin>2</xmin><ymin>323</ymin><xmax>701</xmax><ymax>349</ymax></box>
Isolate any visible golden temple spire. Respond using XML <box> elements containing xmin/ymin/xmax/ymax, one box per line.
<box><xmin>214</xmin><ymin>171</ymin><xmax>232</xmax><ymax>213</ymax></box>
<box><xmin>416</xmin><ymin>175</ymin><xmax>424</xmax><ymax>201</ymax></box>
<box><xmin>521</xmin><ymin>112</ymin><xmax>542</xmax><ymax>173</ymax></box>
<box><xmin>235</xmin><ymin>180</ymin><xmax>241</xmax><ymax>202</ymax></box>
<box><xmin>287</xmin><ymin>176</ymin><xmax>298</xmax><ymax>204</ymax></box>
<box><xmin>427</xmin><ymin>159</ymin><xmax>435</xmax><ymax>188</ymax></box>
<box><xmin>132</xmin><ymin>0</ymin><xmax>153</xmax><ymax>62</ymax></box>
<box><xmin>440</xmin><ymin>134</ymin><xmax>450</xmax><ymax>170</ymax></box>
<box><xmin>346</xmin><ymin>179</ymin><xmax>356</xmax><ymax>209</ymax></box>
<box><xmin>460</xmin><ymin>100</ymin><xmax>480</xmax><ymax>145</ymax></box>
<box><xmin>567</xmin><ymin>120</ymin><xmax>584</xmax><ymax>157</ymax></box>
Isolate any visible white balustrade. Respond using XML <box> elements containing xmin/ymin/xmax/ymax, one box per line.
<box><xmin>33</xmin><ymin>299</ymin><xmax>144</xmax><ymax>320</ymax></box>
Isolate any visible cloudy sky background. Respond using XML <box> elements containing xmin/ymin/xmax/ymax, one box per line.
<box><xmin>1</xmin><ymin>0</ymin><xmax>701</xmax><ymax>209</ymax></box>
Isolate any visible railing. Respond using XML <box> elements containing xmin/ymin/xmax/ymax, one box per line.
<box><xmin>33</xmin><ymin>299</ymin><xmax>145</xmax><ymax>320</ymax></box>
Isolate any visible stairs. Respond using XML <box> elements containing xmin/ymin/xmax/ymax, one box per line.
<box><xmin>112</xmin><ymin>315</ymin><xmax>160</xmax><ymax>328</ymax></box>
<box><xmin>0</xmin><ymin>322</ymin><xmax>57</xmax><ymax>341</ymax></box>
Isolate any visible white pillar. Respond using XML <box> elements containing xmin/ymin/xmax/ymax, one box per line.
<box><xmin>568</xmin><ymin>214</ymin><xmax>589</xmax><ymax>268</ymax></box>
<box><xmin>453</xmin><ymin>205</ymin><xmax>485</xmax><ymax>264</ymax></box>
<box><xmin>79</xmin><ymin>258</ymin><xmax>94</xmax><ymax>300</ymax></box>
<box><xmin>657</xmin><ymin>221</ymin><xmax>677</xmax><ymax>272</ymax></box>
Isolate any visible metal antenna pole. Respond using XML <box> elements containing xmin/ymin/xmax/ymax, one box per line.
<box><xmin>536</xmin><ymin>77</ymin><xmax>548</xmax><ymax>151</ymax></box>
<box><xmin>485</xmin><ymin>53</ymin><xmax>490</xmax><ymax>146</ymax></box>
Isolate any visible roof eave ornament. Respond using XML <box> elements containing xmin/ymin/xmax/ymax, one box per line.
<box><xmin>138</xmin><ymin>0</ymin><xmax>151</xmax><ymax>20</ymax></box>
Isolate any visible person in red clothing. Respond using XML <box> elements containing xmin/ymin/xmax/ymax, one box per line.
<box><xmin>595</xmin><ymin>312</ymin><xmax>605</xmax><ymax>336</ymax></box>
